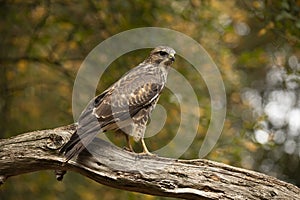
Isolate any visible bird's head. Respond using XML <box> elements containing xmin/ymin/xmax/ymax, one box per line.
<box><xmin>146</xmin><ymin>46</ymin><xmax>176</xmax><ymax>67</ymax></box>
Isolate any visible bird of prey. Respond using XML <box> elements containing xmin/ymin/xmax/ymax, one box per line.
<box><xmin>60</xmin><ymin>46</ymin><xmax>176</xmax><ymax>162</ymax></box>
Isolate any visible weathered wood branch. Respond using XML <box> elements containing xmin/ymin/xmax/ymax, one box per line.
<box><xmin>0</xmin><ymin>125</ymin><xmax>299</xmax><ymax>200</ymax></box>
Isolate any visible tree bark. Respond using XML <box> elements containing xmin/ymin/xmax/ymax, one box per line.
<box><xmin>0</xmin><ymin>125</ymin><xmax>299</xmax><ymax>200</ymax></box>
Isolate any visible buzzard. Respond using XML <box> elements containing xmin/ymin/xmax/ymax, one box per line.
<box><xmin>60</xmin><ymin>46</ymin><xmax>176</xmax><ymax>162</ymax></box>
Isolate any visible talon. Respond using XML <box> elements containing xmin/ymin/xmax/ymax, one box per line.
<box><xmin>139</xmin><ymin>151</ymin><xmax>157</xmax><ymax>156</ymax></box>
<box><xmin>123</xmin><ymin>146</ymin><xmax>134</xmax><ymax>152</ymax></box>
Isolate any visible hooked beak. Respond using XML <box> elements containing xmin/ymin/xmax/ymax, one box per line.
<box><xmin>169</xmin><ymin>54</ymin><xmax>175</xmax><ymax>62</ymax></box>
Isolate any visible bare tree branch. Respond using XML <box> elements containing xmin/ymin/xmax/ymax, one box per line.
<box><xmin>0</xmin><ymin>125</ymin><xmax>299</xmax><ymax>200</ymax></box>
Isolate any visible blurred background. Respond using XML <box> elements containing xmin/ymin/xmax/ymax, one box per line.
<box><xmin>1</xmin><ymin>0</ymin><xmax>300</xmax><ymax>199</ymax></box>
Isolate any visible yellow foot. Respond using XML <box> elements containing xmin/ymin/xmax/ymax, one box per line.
<box><xmin>140</xmin><ymin>138</ymin><xmax>157</xmax><ymax>156</ymax></box>
<box><xmin>138</xmin><ymin>151</ymin><xmax>157</xmax><ymax>157</ymax></box>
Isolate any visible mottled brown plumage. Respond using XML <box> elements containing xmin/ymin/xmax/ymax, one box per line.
<box><xmin>60</xmin><ymin>46</ymin><xmax>176</xmax><ymax>162</ymax></box>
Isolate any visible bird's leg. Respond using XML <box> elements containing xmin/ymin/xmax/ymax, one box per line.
<box><xmin>125</xmin><ymin>134</ymin><xmax>134</xmax><ymax>152</ymax></box>
<box><xmin>141</xmin><ymin>138</ymin><xmax>155</xmax><ymax>155</ymax></box>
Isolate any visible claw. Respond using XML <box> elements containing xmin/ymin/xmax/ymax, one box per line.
<box><xmin>123</xmin><ymin>146</ymin><xmax>134</xmax><ymax>152</ymax></box>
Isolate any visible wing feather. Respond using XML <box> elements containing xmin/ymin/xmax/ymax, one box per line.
<box><xmin>77</xmin><ymin>63</ymin><xmax>165</xmax><ymax>133</ymax></box>
<box><xmin>92</xmin><ymin>81</ymin><xmax>164</xmax><ymax>130</ymax></box>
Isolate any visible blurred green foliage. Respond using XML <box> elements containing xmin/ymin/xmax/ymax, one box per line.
<box><xmin>0</xmin><ymin>0</ymin><xmax>299</xmax><ymax>199</ymax></box>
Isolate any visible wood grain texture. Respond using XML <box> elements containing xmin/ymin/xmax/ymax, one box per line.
<box><xmin>0</xmin><ymin>124</ymin><xmax>299</xmax><ymax>200</ymax></box>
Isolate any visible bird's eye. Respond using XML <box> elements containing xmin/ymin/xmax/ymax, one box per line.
<box><xmin>159</xmin><ymin>51</ymin><xmax>168</xmax><ymax>56</ymax></box>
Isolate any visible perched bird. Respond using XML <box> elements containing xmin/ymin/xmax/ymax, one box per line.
<box><xmin>60</xmin><ymin>46</ymin><xmax>176</xmax><ymax>162</ymax></box>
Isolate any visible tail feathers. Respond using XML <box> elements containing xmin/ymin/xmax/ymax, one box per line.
<box><xmin>64</xmin><ymin>141</ymin><xmax>85</xmax><ymax>162</ymax></box>
<box><xmin>60</xmin><ymin>130</ymin><xmax>80</xmax><ymax>154</ymax></box>
<box><xmin>60</xmin><ymin>125</ymin><xmax>101</xmax><ymax>162</ymax></box>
